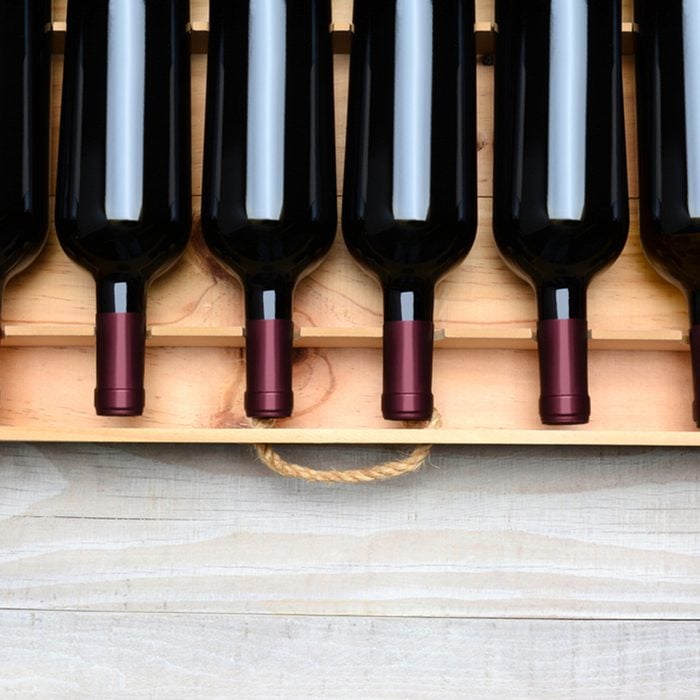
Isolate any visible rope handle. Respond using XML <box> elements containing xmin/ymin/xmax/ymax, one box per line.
<box><xmin>251</xmin><ymin>410</ymin><xmax>442</xmax><ymax>483</ymax></box>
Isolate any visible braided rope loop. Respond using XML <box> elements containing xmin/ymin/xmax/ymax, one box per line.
<box><xmin>251</xmin><ymin>410</ymin><xmax>441</xmax><ymax>483</ymax></box>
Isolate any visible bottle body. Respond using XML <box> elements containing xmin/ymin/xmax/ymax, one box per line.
<box><xmin>493</xmin><ymin>0</ymin><xmax>629</xmax><ymax>424</ymax></box>
<box><xmin>342</xmin><ymin>0</ymin><xmax>477</xmax><ymax>421</ymax></box>
<box><xmin>0</xmin><ymin>0</ymin><xmax>51</xmax><ymax>293</ymax></box>
<box><xmin>201</xmin><ymin>0</ymin><xmax>337</xmax><ymax>418</ymax></box>
<box><xmin>55</xmin><ymin>0</ymin><xmax>192</xmax><ymax>416</ymax></box>
<box><xmin>635</xmin><ymin>0</ymin><xmax>700</xmax><ymax>425</ymax></box>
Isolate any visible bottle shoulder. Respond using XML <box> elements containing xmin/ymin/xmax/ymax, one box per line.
<box><xmin>493</xmin><ymin>210</ymin><xmax>629</xmax><ymax>286</ymax></box>
<box><xmin>201</xmin><ymin>213</ymin><xmax>336</xmax><ymax>279</ymax></box>
<box><xmin>342</xmin><ymin>214</ymin><xmax>476</xmax><ymax>283</ymax></box>
<box><xmin>55</xmin><ymin>214</ymin><xmax>191</xmax><ymax>278</ymax></box>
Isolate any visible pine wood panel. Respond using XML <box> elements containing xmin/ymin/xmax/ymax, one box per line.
<box><xmin>1</xmin><ymin>612</ymin><xmax>698</xmax><ymax>698</ymax></box>
<box><xmin>0</xmin><ymin>442</ymin><xmax>698</xmax><ymax>617</ymax></box>
<box><xmin>1</xmin><ymin>347</ymin><xmax>700</xmax><ymax>439</ymax></box>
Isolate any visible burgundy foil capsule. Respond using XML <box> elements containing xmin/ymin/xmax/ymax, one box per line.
<box><xmin>95</xmin><ymin>312</ymin><xmax>146</xmax><ymax>417</ymax></box>
<box><xmin>537</xmin><ymin>318</ymin><xmax>590</xmax><ymax>425</ymax></box>
<box><xmin>382</xmin><ymin>320</ymin><xmax>434</xmax><ymax>422</ymax></box>
<box><xmin>245</xmin><ymin>319</ymin><xmax>294</xmax><ymax>419</ymax></box>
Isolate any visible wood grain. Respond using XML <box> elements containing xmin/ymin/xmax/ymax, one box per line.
<box><xmin>1</xmin><ymin>612</ymin><xmax>698</xmax><ymax>699</ymax></box>
<box><xmin>0</xmin><ymin>442</ymin><xmax>698</xmax><ymax>617</ymax></box>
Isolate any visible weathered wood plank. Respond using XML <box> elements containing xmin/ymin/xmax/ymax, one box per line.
<box><xmin>1</xmin><ymin>612</ymin><xmax>697</xmax><ymax>699</ymax></box>
<box><xmin>0</xmin><ymin>443</ymin><xmax>698</xmax><ymax>618</ymax></box>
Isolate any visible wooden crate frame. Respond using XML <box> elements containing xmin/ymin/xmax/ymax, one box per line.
<box><xmin>2</xmin><ymin>0</ymin><xmax>696</xmax><ymax>446</ymax></box>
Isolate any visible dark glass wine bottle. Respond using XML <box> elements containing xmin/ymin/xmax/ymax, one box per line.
<box><xmin>493</xmin><ymin>0</ymin><xmax>629</xmax><ymax>425</ymax></box>
<box><xmin>55</xmin><ymin>0</ymin><xmax>192</xmax><ymax>416</ymax></box>
<box><xmin>342</xmin><ymin>0</ymin><xmax>477</xmax><ymax>422</ymax></box>
<box><xmin>635</xmin><ymin>1</ymin><xmax>700</xmax><ymax>427</ymax></box>
<box><xmin>201</xmin><ymin>0</ymin><xmax>337</xmax><ymax>419</ymax></box>
<box><xmin>0</xmin><ymin>1</ymin><xmax>51</xmax><ymax>307</ymax></box>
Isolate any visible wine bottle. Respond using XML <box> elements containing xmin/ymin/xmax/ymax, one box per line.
<box><xmin>201</xmin><ymin>0</ymin><xmax>337</xmax><ymax>419</ymax></box>
<box><xmin>635</xmin><ymin>1</ymin><xmax>700</xmax><ymax>427</ymax></box>
<box><xmin>0</xmin><ymin>1</ymin><xmax>51</xmax><ymax>305</ymax></box>
<box><xmin>55</xmin><ymin>0</ymin><xmax>192</xmax><ymax>416</ymax></box>
<box><xmin>342</xmin><ymin>0</ymin><xmax>477</xmax><ymax>422</ymax></box>
<box><xmin>493</xmin><ymin>0</ymin><xmax>629</xmax><ymax>425</ymax></box>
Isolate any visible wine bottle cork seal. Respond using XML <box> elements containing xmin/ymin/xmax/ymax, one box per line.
<box><xmin>250</xmin><ymin>409</ymin><xmax>442</xmax><ymax>483</ymax></box>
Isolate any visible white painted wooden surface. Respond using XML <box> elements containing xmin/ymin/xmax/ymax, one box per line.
<box><xmin>2</xmin><ymin>613</ymin><xmax>699</xmax><ymax>699</ymax></box>
<box><xmin>2</xmin><ymin>443</ymin><xmax>699</xmax><ymax>618</ymax></box>
<box><xmin>0</xmin><ymin>443</ymin><xmax>699</xmax><ymax>696</ymax></box>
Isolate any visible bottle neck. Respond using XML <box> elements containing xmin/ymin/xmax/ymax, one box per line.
<box><xmin>688</xmin><ymin>289</ymin><xmax>700</xmax><ymax>326</ymax></box>
<box><xmin>97</xmin><ymin>277</ymin><xmax>147</xmax><ymax>314</ymax></box>
<box><xmin>245</xmin><ymin>279</ymin><xmax>293</xmax><ymax>321</ymax></box>
<box><xmin>384</xmin><ymin>280</ymin><xmax>435</xmax><ymax>322</ymax></box>
<box><xmin>537</xmin><ymin>280</ymin><xmax>587</xmax><ymax>321</ymax></box>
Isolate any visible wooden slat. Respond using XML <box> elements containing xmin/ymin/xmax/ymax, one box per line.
<box><xmin>2</xmin><ymin>324</ymin><xmax>94</xmax><ymax>347</ymax></box>
<box><xmin>2</xmin><ymin>426</ymin><xmax>700</xmax><ymax>446</ymax></box>
<box><xmin>1</xmin><ymin>612</ymin><xmax>698</xmax><ymax>698</ymax></box>
<box><xmin>590</xmin><ymin>329</ymin><xmax>688</xmax><ymax>352</ymax></box>
<box><xmin>0</xmin><ymin>442</ymin><xmax>698</xmax><ymax>617</ymax></box>
<box><xmin>2</xmin><ymin>324</ymin><xmax>695</xmax><ymax>353</ymax></box>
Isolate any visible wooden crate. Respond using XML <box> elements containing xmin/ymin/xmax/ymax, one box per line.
<box><xmin>2</xmin><ymin>0</ymin><xmax>692</xmax><ymax>446</ymax></box>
